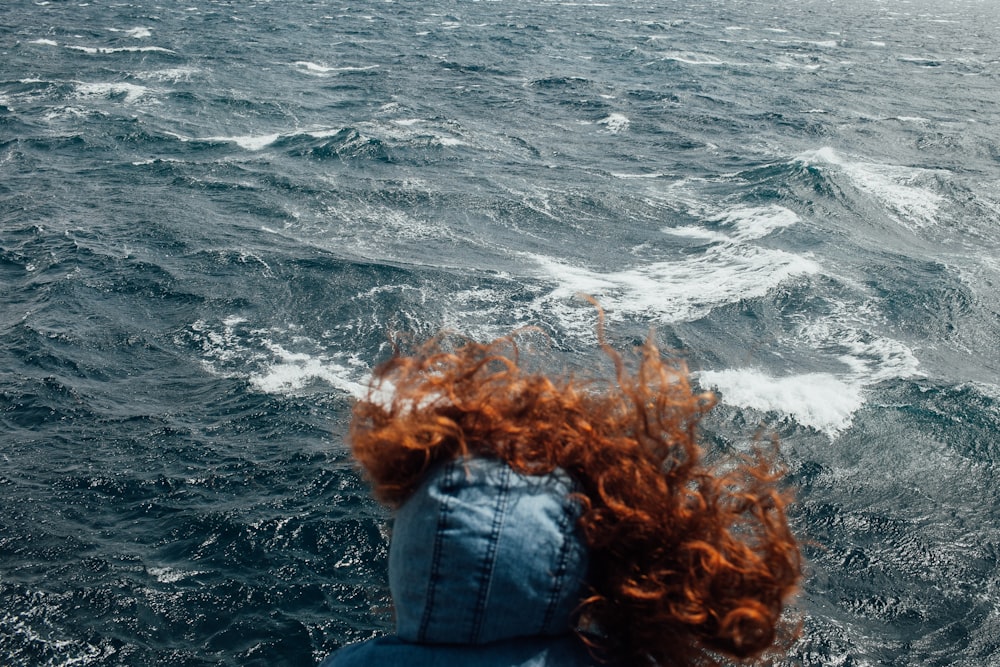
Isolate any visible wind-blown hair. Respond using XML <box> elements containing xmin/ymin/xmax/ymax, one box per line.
<box><xmin>350</xmin><ymin>332</ymin><xmax>801</xmax><ymax>666</ymax></box>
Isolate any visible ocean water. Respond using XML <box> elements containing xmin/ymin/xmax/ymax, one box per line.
<box><xmin>2</xmin><ymin>0</ymin><xmax>999</xmax><ymax>664</ymax></box>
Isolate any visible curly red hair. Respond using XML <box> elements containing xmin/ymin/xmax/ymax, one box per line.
<box><xmin>349</xmin><ymin>332</ymin><xmax>801</xmax><ymax>666</ymax></box>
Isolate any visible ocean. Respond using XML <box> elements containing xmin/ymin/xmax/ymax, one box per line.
<box><xmin>2</xmin><ymin>0</ymin><xmax>999</xmax><ymax>664</ymax></box>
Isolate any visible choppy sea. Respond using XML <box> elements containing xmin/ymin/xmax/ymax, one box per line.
<box><xmin>2</xmin><ymin>0</ymin><xmax>999</xmax><ymax>664</ymax></box>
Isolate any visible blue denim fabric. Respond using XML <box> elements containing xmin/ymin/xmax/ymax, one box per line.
<box><xmin>319</xmin><ymin>457</ymin><xmax>594</xmax><ymax>667</ymax></box>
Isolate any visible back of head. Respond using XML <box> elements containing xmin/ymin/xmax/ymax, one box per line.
<box><xmin>351</xmin><ymin>333</ymin><xmax>802</xmax><ymax>666</ymax></box>
<box><xmin>389</xmin><ymin>457</ymin><xmax>588</xmax><ymax>645</ymax></box>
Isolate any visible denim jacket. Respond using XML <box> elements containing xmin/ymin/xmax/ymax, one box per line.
<box><xmin>319</xmin><ymin>457</ymin><xmax>596</xmax><ymax>666</ymax></box>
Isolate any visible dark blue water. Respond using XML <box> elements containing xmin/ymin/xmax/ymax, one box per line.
<box><xmin>3</xmin><ymin>0</ymin><xmax>1000</xmax><ymax>664</ymax></box>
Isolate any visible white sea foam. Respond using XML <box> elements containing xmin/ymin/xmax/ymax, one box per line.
<box><xmin>305</xmin><ymin>127</ymin><xmax>347</xmax><ymax>139</ymax></box>
<box><xmin>248</xmin><ymin>345</ymin><xmax>369</xmax><ymax>397</ymax></box>
<box><xmin>699</xmin><ymin>318</ymin><xmax>920</xmax><ymax>438</ymax></box>
<box><xmin>41</xmin><ymin>105</ymin><xmax>91</xmax><ymax>121</ymax></box>
<box><xmin>148</xmin><ymin>566</ymin><xmax>204</xmax><ymax>583</ymax></box>
<box><xmin>662</xmin><ymin>225</ymin><xmax>729</xmax><ymax>243</ymax></box>
<box><xmin>531</xmin><ymin>205</ymin><xmax>818</xmax><ymax>324</ymax></box>
<box><xmin>28</xmin><ymin>38</ymin><xmax>58</xmax><ymax>46</ymax></box>
<box><xmin>136</xmin><ymin>66</ymin><xmax>199</xmax><ymax>82</ymax></box>
<box><xmin>597</xmin><ymin>113</ymin><xmax>629</xmax><ymax>133</ymax></box>
<box><xmin>796</xmin><ymin>147</ymin><xmax>947</xmax><ymax>229</ymax></box>
<box><xmin>611</xmin><ymin>172</ymin><xmax>665</xmax><ymax>179</ymax></box>
<box><xmin>660</xmin><ymin>52</ymin><xmax>727</xmax><ymax>66</ymax></box>
<box><xmin>185</xmin><ymin>318</ymin><xmax>371</xmax><ymax>398</ymax></box>
<box><xmin>704</xmin><ymin>302</ymin><xmax>923</xmax><ymax>437</ymax></box>
<box><xmin>201</xmin><ymin>133</ymin><xmax>281</xmax><ymax>150</ymax></box>
<box><xmin>74</xmin><ymin>82</ymin><xmax>150</xmax><ymax>104</ymax></box>
<box><xmin>67</xmin><ymin>44</ymin><xmax>175</xmax><ymax>54</ymax></box>
<box><xmin>963</xmin><ymin>381</ymin><xmax>1000</xmax><ymax>404</ymax></box>
<box><xmin>711</xmin><ymin>204</ymin><xmax>800</xmax><ymax>241</ymax></box>
<box><xmin>529</xmin><ymin>199</ymin><xmax>924</xmax><ymax>438</ymax></box>
<box><xmin>357</xmin><ymin>118</ymin><xmax>468</xmax><ymax>148</ymax></box>
<box><xmin>293</xmin><ymin>61</ymin><xmax>378</xmax><ymax>75</ymax></box>
<box><xmin>0</xmin><ymin>604</ymin><xmax>116</xmax><ymax>665</ymax></box>
<box><xmin>108</xmin><ymin>26</ymin><xmax>152</xmax><ymax>38</ymax></box>
<box><xmin>799</xmin><ymin>308</ymin><xmax>923</xmax><ymax>384</ymax></box>
<box><xmin>698</xmin><ymin>369</ymin><xmax>862</xmax><ymax>436</ymax></box>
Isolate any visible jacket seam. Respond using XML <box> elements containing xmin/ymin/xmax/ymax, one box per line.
<box><xmin>469</xmin><ymin>462</ymin><xmax>512</xmax><ymax>643</ymax></box>
<box><xmin>417</xmin><ymin>460</ymin><xmax>456</xmax><ymax>642</ymax></box>
<box><xmin>541</xmin><ymin>497</ymin><xmax>576</xmax><ymax>633</ymax></box>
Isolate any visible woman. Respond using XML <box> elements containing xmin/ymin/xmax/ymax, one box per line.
<box><xmin>320</xmin><ymin>331</ymin><xmax>801</xmax><ymax>666</ymax></box>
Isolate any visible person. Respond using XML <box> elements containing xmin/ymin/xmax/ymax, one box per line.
<box><xmin>320</xmin><ymin>329</ymin><xmax>801</xmax><ymax>667</ymax></box>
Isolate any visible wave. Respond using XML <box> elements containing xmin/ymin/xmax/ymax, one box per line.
<box><xmin>796</xmin><ymin>146</ymin><xmax>948</xmax><ymax>230</ymax></box>
<box><xmin>710</xmin><ymin>307</ymin><xmax>923</xmax><ymax>437</ymax></box>
<box><xmin>292</xmin><ymin>61</ymin><xmax>379</xmax><ymax>75</ymax></box>
<box><xmin>529</xmin><ymin>204</ymin><xmax>819</xmax><ymax>325</ymax></box>
<box><xmin>74</xmin><ymin>81</ymin><xmax>151</xmax><ymax>105</ymax></box>
<box><xmin>597</xmin><ymin>113</ymin><xmax>630</xmax><ymax>134</ymax></box>
<box><xmin>698</xmin><ymin>368</ymin><xmax>861</xmax><ymax>436</ymax></box>
<box><xmin>161</xmin><ymin>120</ymin><xmax>469</xmax><ymax>157</ymax></box>
<box><xmin>66</xmin><ymin>44</ymin><xmax>176</xmax><ymax>55</ymax></box>
<box><xmin>108</xmin><ymin>26</ymin><xmax>153</xmax><ymax>39</ymax></box>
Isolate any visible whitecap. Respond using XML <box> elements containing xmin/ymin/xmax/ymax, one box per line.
<box><xmin>796</xmin><ymin>147</ymin><xmax>947</xmax><ymax>229</ymax></box>
<box><xmin>305</xmin><ymin>127</ymin><xmax>347</xmax><ymax>139</ymax></box>
<box><xmin>248</xmin><ymin>344</ymin><xmax>369</xmax><ymax>397</ymax></box>
<box><xmin>660</xmin><ymin>52</ymin><xmax>727</xmax><ymax>66</ymax></box>
<box><xmin>108</xmin><ymin>26</ymin><xmax>152</xmax><ymax>38</ymax></box>
<box><xmin>662</xmin><ymin>225</ymin><xmax>729</xmax><ymax>244</ymax></box>
<box><xmin>611</xmin><ymin>172</ymin><xmax>665</xmax><ymax>179</ymax></box>
<box><xmin>67</xmin><ymin>44</ymin><xmax>175</xmax><ymax>54</ymax></box>
<box><xmin>353</xmin><ymin>118</ymin><xmax>468</xmax><ymax>149</ymax></box>
<box><xmin>184</xmin><ymin>317</ymin><xmax>372</xmax><ymax>398</ymax></box>
<box><xmin>136</xmin><ymin>66</ymin><xmax>199</xmax><ymax>82</ymax></box>
<box><xmin>148</xmin><ymin>566</ymin><xmax>204</xmax><ymax>584</ymax></box>
<box><xmin>709</xmin><ymin>204</ymin><xmax>801</xmax><ymax>242</ymax></box>
<box><xmin>698</xmin><ymin>368</ymin><xmax>862</xmax><ymax>436</ymax></box>
<box><xmin>28</xmin><ymin>38</ymin><xmax>58</xmax><ymax>46</ymax></box>
<box><xmin>0</xmin><ymin>602</ymin><xmax>116</xmax><ymax>664</ymax></box>
<box><xmin>531</xmin><ymin>205</ymin><xmax>818</xmax><ymax>325</ymax></box>
<box><xmin>293</xmin><ymin>61</ymin><xmax>378</xmax><ymax>75</ymax></box>
<box><xmin>74</xmin><ymin>82</ymin><xmax>150</xmax><ymax>104</ymax></box>
<box><xmin>202</xmin><ymin>133</ymin><xmax>281</xmax><ymax>150</ymax></box>
<box><xmin>799</xmin><ymin>309</ymin><xmax>923</xmax><ymax>384</ymax></box>
<box><xmin>706</xmin><ymin>303</ymin><xmax>922</xmax><ymax>437</ymax></box>
<box><xmin>597</xmin><ymin>112</ymin><xmax>629</xmax><ymax>133</ymax></box>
